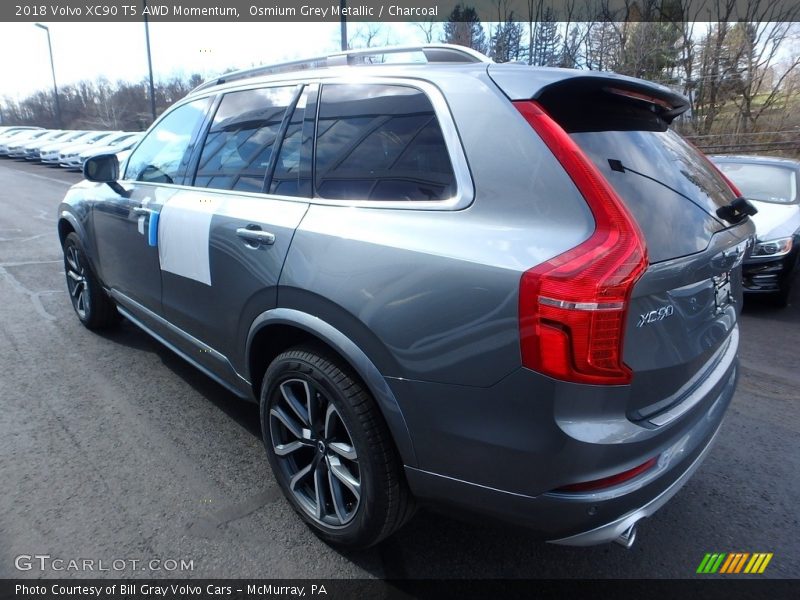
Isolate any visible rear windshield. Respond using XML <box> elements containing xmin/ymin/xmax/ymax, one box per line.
<box><xmin>569</xmin><ymin>129</ymin><xmax>737</xmax><ymax>262</ymax></box>
<box><xmin>570</xmin><ymin>129</ymin><xmax>734</xmax><ymax>215</ymax></box>
<box><xmin>714</xmin><ymin>162</ymin><xmax>798</xmax><ymax>205</ymax></box>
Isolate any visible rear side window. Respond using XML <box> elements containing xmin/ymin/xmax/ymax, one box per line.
<box><xmin>315</xmin><ymin>84</ymin><xmax>456</xmax><ymax>201</ymax></box>
<box><xmin>194</xmin><ymin>86</ymin><xmax>297</xmax><ymax>192</ymax></box>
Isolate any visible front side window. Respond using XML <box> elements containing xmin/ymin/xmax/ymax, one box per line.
<box><xmin>125</xmin><ymin>98</ymin><xmax>210</xmax><ymax>184</ymax></box>
<box><xmin>315</xmin><ymin>84</ymin><xmax>456</xmax><ymax>201</ymax></box>
<box><xmin>194</xmin><ymin>86</ymin><xmax>298</xmax><ymax>192</ymax></box>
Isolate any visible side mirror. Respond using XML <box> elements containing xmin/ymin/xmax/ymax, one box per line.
<box><xmin>83</xmin><ymin>154</ymin><xmax>128</xmax><ymax>196</ymax></box>
<box><xmin>84</xmin><ymin>153</ymin><xmax>118</xmax><ymax>182</ymax></box>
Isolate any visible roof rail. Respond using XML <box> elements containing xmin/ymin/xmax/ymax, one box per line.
<box><xmin>190</xmin><ymin>44</ymin><xmax>492</xmax><ymax>94</ymax></box>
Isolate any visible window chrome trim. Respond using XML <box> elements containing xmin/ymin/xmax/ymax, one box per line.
<box><xmin>120</xmin><ymin>76</ymin><xmax>474</xmax><ymax>211</ymax></box>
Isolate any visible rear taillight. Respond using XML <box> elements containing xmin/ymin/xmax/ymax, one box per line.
<box><xmin>513</xmin><ymin>101</ymin><xmax>648</xmax><ymax>385</ymax></box>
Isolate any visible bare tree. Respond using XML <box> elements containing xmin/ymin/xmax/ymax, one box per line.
<box><xmin>413</xmin><ymin>19</ymin><xmax>439</xmax><ymax>44</ymax></box>
<box><xmin>728</xmin><ymin>2</ymin><xmax>800</xmax><ymax>133</ymax></box>
<box><xmin>351</xmin><ymin>23</ymin><xmax>390</xmax><ymax>49</ymax></box>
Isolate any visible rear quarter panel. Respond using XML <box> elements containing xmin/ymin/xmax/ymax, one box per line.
<box><xmin>279</xmin><ymin>70</ymin><xmax>594</xmax><ymax>386</ymax></box>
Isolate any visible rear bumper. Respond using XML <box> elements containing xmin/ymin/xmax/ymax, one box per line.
<box><xmin>396</xmin><ymin>332</ymin><xmax>738</xmax><ymax>544</ymax></box>
<box><xmin>549</xmin><ymin>424</ymin><xmax>720</xmax><ymax>545</ymax></box>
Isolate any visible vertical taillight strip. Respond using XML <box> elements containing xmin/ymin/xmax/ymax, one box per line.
<box><xmin>513</xmin><ymin>101</ymin><xmax>648</xmax><ymax>385</ymax></box>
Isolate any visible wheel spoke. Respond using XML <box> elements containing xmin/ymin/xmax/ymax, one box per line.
<box><xmin>328</xmin><ymin>441</ymin><xmax>357</xmax><ymax>461</ymax></box>
<box><xmin>324</xmin><ymin>402</ymin><xmax>336</xmax><ymax>438</ymax></box>
<box><xmin>67</xmin><ymin>270</ymin><xmax>83</xmax><ymax>282</ymax></box>
<box><xmin>273</xmin><ymin>440</ymin><xmax>305</xmax><ymax>456</ymax></box>
<box><xmin>328</xmin><ymin>457</ymin><xmax>361</xmax><ymax>500</ymax></box>
<box><xmin>307</xmin><ymin>384</ymin><xmax>322</xmax><ymax>430</ymax></box>
<box><xmin>65</xmin><ymin>248</ymin><xmax>80</xmax><ymax>272</ymax></box>
<box><xmin>289</xmin><ymin>460</ymin><xmax>314</xmax><ymax>492</ymax></box>
<box><xmin>326</xmin><ymin>457</ymin><xmax>349</xmax><ymax>523</ymax></box>
<box><xmin>270</xmin><ymin>407</ymin><xmax>306</xmax><ymax>441</ymax></box>
<box><xmin>280</xmin><ymin>380</ymin><xmax>311</xmax><ymax>426</ymax></box>
<box><xmin>313</xmin><ymin>462</ymin><xmax>326</xmax><ymax>519</ymax></box>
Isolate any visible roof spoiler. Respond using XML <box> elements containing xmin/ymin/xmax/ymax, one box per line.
<box><xmin>488</xmin><ymin>65</ymin><xmax>689</xmax><ymax>123</ymax></box>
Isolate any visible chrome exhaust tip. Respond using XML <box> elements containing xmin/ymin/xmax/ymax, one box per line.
<box><xmin>616</xmin><ymin>523</ymin><xmax>637</xmax><ymax>549</ymax></box>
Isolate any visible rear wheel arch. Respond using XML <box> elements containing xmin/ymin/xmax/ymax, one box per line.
<box><xmin>246</xmin><ymin>309</ymin><xmax>418</xmax><ymax>468</ymax></box>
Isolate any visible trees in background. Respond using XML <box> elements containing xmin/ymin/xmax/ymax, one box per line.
<box><xmin>442</xmin><ymin>3</ymin><xmax>488</xmax><ymax>55</ymax></box>
<box><xmin>1</xmin><ymin>74</ymin><xmax>204</xmax><ymax>131</ymax></box>
<box><xmin>4</xmin><ymin>5</ymin><xmax>799</xmax><ymax>153</ymax></box>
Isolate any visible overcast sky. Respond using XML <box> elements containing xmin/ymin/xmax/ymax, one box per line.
<box><xmin>0</xmin><ymin>22</ymin><xmax>424</xmax><ymax>100</ymax></box>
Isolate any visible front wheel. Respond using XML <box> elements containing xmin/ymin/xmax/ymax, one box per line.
<box><xmin>260</xmin><ymin>346</ymin><xmax>414</xmax><ymax>547</ymax></box>
<box><xmin>62</xmin><ymin>232</ymin><xmax>120</xmax><ymax>329</ymax></box>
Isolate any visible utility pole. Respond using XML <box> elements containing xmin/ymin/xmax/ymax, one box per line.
<box><xmin>143</xmin><ymin>0</ymin><xmax>157</xmax><ymax>123</ymax></box>
<box><xmin>340</xmin><ymin>0</ymin><xmax>348</xmax><ymax>51</ymax></box>
<box><xmin>34</xmin><ymin>24</ymin><xmax>62</xmax><ymax>128</ymax></box>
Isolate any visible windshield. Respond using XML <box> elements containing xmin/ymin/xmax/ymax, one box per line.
<box><xmin>715</xmin><ymin>162</ymin><xmax>798</xmax><ymax>205</ymax></box>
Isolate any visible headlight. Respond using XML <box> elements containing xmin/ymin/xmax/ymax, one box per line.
<box><xmin>752</xmin><ymin>237</ymin><xmax>793</xmax><ymax>257</ymax></box>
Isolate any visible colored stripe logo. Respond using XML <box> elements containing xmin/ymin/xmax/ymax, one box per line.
<box><xmin>697</xmin><ymin>552</ymin><xmax>773</xmax><ymax>574</ymax></box>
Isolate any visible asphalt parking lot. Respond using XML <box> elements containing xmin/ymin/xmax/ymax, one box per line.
<box><xmin>0</xmin><ymin>157</ymin><xmax>797</xmax><ymax>580</ymax></box>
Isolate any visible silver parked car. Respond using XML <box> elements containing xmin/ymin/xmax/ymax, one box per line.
<box><xmin>57</xmin><ymin>45</ymin><xmax>754</xmax><ymax>548</ymax></box>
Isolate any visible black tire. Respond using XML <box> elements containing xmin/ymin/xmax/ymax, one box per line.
<box><xmin>62</xmin><ymin>232</ymin><xmax>120</xmax><ymax>329</ymax></box>
<box><xmin>260</xmin><ymin>345</ymin><xmax>415</xmax><ymax>547</ymax></box>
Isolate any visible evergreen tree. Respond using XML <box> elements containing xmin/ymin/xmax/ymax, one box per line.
<box><xmin>529</xmin><ymin>7</ymin><xmax>561</xmax><ymax>66</ymax></box>
<box><xmin>489</xmin><ymin>11</ymin><xmax>525</xmax><ymax>63</ymax></box>
<box><xmin>442</xmin><ymin>4</ymin><xmax>488</xmax><ymax>55</ymax></box>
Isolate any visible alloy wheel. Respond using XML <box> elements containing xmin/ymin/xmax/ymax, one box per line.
<box><xmin>269</xmin><ymin>378</ymin><xmax>361</xmax><ymax>527</ymax></box>
<box><xmin>65</xmin><ymin>244</ymin><xmax>89</xmax><ymax>320</ymax></box>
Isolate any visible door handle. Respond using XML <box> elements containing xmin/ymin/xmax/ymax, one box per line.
<box><xmin>236</xmin><ymin>227</ymin><xmax>276</xmax><ymax>246</ymax></box>
<box><xmin>132</xmin><ymin>206</ymin><xmax>153</xmax><ymax>216</ymax></box>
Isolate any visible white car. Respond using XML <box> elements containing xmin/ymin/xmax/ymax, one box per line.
<box><xmin>58</xmin><ymin>131</ymin><xmax>123</xmax><ymax>169</ymax></box>
<box><xmin>41</xmin><ymin>131</ymin><xmax>104</xmax><ymax>164</ymax></box>
<box><xmin>22</xmin><ymin>130</ymin><xmax>83</xmax><ymax>160</ymax></box>
<box><xmin>35</xmin><ymin>131</ymin><xmax>89</xmax><ymax>162</ymax></box>
<box><xmin>711</xmin><ymin>154</ymin><xmax>800</xmax><ymax>304</ymax></box>
<box><xmin>76</xmin><ymin>133</ymin><xmax>143</xmax><ymax>168</ymax></box>
<box><xmin>9</xmin><ymin>130</ymin><xmax>67</xmax><ymax>158</ymax></box>
<box><xmin>0</xmin><ymin>129</ymin><xmax>57</xmax><ymax>156</ymax></box>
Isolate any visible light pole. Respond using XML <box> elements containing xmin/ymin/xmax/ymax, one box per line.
<box><xmin>340</xmin><ymin>0</ymin><xmax>348</xmax><ymax>51</ymax></box>
<box><xmin>143</xmin><ymin>0</ymin><xmax>157</xmax><ymax>123</ymax></box>
<box><xmin>34</xmin><ymin>23</ymin><xmax>62</xmax><ymax>128</ymax></box>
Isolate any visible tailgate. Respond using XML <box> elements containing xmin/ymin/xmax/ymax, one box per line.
<box><xmin>495</xmin><ymin>66</ymin><xmax>755</xmax><ymax>415</ymax></box>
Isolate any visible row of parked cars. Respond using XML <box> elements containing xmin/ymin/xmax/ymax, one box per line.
<box><xmin>0</xmin><ymin>126</ymin><xmax>142</xmax><ymax>170</ymax></box>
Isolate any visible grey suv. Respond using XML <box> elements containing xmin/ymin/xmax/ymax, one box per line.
<box><xmin>58</xmin><ymin>45</ymin><xmax>754</xmax><ymax>548</ymax></box>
